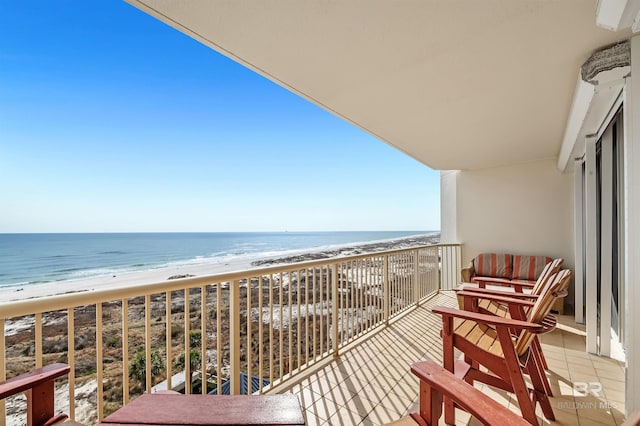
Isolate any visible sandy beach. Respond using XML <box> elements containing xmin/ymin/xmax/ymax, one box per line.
<box><xmin>0</xmin><ymin>233</ymin><xmax>439</xmax><ymax>304</ymax></box>
<box><xmin>0</xmin><ymin>257</ymin><xmax>255</xmax><ymax>304</ymax></box>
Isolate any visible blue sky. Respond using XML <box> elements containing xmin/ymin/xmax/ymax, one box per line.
<box><xmin>0</xmin><ymin>2</ymin><xmax>440</xmax><ymax>233</ymax></box>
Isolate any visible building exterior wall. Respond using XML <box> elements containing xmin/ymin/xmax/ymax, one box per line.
<box><xmin>440</xmin><ymin>170</ymin><xmax>458</xmax><ymax>244</ymax></box>
<box><xmin>441</xmin><ymin>158</ymin><xmax>575</xmax><ymax>302</ymax></box>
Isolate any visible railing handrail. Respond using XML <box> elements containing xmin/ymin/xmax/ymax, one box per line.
<box><xmin>0</xmin><ymin>243</ymin><xmax>461</xmax><ymax>319</ymax></box>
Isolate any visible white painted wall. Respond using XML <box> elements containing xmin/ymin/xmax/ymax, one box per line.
<box><xmin>440</xmin><ymin>170</ymin><xmax>459</xmax><ymax>244</ymax></box>
<box><xmin>624</xmin><ymin>35</ymin><xmax>640</xmax><ymax>416</ymax></box>
<box><xmin>440</xmin><ymin>158</ymin><xmax>575</xmax><ymax>302</ymax></box>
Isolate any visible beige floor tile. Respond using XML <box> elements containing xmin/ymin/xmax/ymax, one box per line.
<box><xmin>294</xmin><ymin>387</ymin><xmax>324</xmax><ymax>404</ymax></box>
<box><xmin>321</xmin><ymin>386</ymin><xmax>357</xmax><ymax>407</ymax></box>
<box><xmin>567</xmin><ymin>353</ymin><xmax>594</xmax><ymax>364</ymax></box>
<box><xmin>307</xmin><ymin>377</ymin><xmax>339</xmax><ymax>395</ymax></box>
<box><xmin>344</xmin><ymin>394</ymin><xmax>380</xmax><ymax>418</ymax></box>
<box><xmin>567</xmin><ymin>355</ymin><xmax>594</xmax><ymax>366</ymax></box>
<box><xmin>568</xmin><ymin>364</ymin><xmax>598</xmax><ymax>381</ymax></box>
<box><xmin>321</xmin><ymin>370</ymin><xmax>353</xmax><ymax>387</ymax></box>
<box><xmin>380</xmin><ymin>362</ymin><xmax>414</xmax><ymax>379</ymax></box>
<box><xmin>549</xmin><ymin>407</ymin><xmax>580</xmax><ymax>425</ymax></box>
<box><xmin>591</xmin><ymin>357</ymin><xmax>624</xmax><ymax>369</ymax></box>
<box><xmin>597</xmin><ymin>367</ymin><xmax>626</xmax><ymax>382</ymax></box>
<box><xmin>303</xmin><ymin>397</ymin><xmax>341</xmax><ymax>422</ymax></box>
<box><xmin>334</xmin><ymin>360</ymin><xmax>364</xmax><ymax>377</ymax></box>
<box><xmin>549</xmin><ymin>378</ymin><xmax>576</xmax><ymax>397</ymax></box>
<box><xmin>547</xmin><ymin>368</ymin><xmax>571</xmax><ymax>380</ymax></box>
<box><xmin>545</xmin><ymin>358</ymin><xmax>568</xmax><ymax>370</ymax></box>
<box><xmin>598</xmin><ymin>376</ymin><xmax>626</xmax><ymax>392</ymax></box>
<box><xmin>604</xmin><ymin>389</ymin><xmax>626</xmax><ymax>404</ymax></box>
<box><xmin>579</xmin><ymin>417</ymin><xmax>616</xmax><ymax>426</ymax></box>
<box><xmin>544</xmin><ymin>361</ymin><xmax>567</xmax><ymax>374</ymax></box>
<box><xmin>324</xmin><ymin>404</ymin><xmax>367</xmax><ymax>425</ymax></box>
<box><xmin>388</xmin><ymin>376</ymin><xmax>418</xmax><ymax>398</ymax></box>
<box><xmin>341</xmin><ymin>375</ymin><xmax>388</xmax><ymax>395</ymax></box>
<box><xmin>358</xmin><ymin>383</ymin><xmax>391</xmax><ymax>403</ymax></box>
<box><xmin>577</xmin><ymin>405</ymin><xmax>618</xmax><ymax>423</ymax></box>
<box><xmin>361</xmin><ymin>405</ymin><xmax>406</xmax><ymax>426</ymax></box>
<box><xmin>303</xmin><ymin>412</ymin><xmax>326</xmax><ymax>426</ymax></box>
<box><xmin>613</xmin><ymin>410</ymin><xmax>627</xmax><ymax>425</ymax></box>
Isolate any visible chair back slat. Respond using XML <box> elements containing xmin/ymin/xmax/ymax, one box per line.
<box><xmin>515</xmin><ymin>269</ymin><xmax>572</xmax><ymax>356</ymax></box>
<box><xmin>530</xmin><ymin>258</ymin><xmax>564</xmax><ymax>296</ymax></box>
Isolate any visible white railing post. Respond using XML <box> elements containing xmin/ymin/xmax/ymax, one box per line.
<box><xmin>230</xmin><ymin>280</ymin><xmax>241</xmax><ymax>395</ymax></box>
<box><xmin>332</xmin><ymin>264</ymin><xmax>339</xmax><ymax>357</ymax></box>
<box><xmin>145</xmin><ymin>295</ymin><xmax>152</xmax><ymax>394</ymax></box>
<box><xmin>456</xmin><ymin>245</ymin><xmax>462</xmax><ymax>286</ymax></box>
<box><xmin>0</xmin><ymin>318</ymin><xmax>5</xmax><ymax>426</ymax></box>
<box><xmin>35</xmin><ymin>313</ymin><xmax>43</xmax><ymax>369</ymax></box>
<box><xmin>183</xmin><ymin>290</ymin><xmax>191</xmax><ymax>394</ymax></box>
<box><xmin>96</xmin><ymin>303</ymin><xmax>104</xmax><ymax>421</ymax></box>
<box><xmin>200</xmin><ymin>286</ymin><xmax>207</xmax><ymax>394</ymax></box>
<box><xmin>384</xmin><ymin>255</ymin><xmax>390</xmax><ymax>326</ymax></box>
<box><xmin>438</xmin><ymin>246</ymin><xmax>449</xmax><ymax>290</ymax></box>
<box><xmin>414</xmin><ymin>249</ymin><xmax>420</xmax><ymax>306</ymax></box>
<box><xmin>439</xmin><ymin>246</ymin><xmax>445</xmax><ymax>290</ymax></box>
<box><xmin>122</xmin><ymin>299</ymin><xmax>129</xmax><ymax>404</ymax></box>
<box><xmin>67</xmin><ymin>308</ymin><xmax>76</xmax><ymax>420</ymax></box>
<box><xmin>163</xmin><ymin>294</ymin><xmax>170</xmax><ymax>393</ymax></box>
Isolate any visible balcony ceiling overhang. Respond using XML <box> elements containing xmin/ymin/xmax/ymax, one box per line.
<box><xmin>126</xmin><ymin>0</ymin><xmax>628</xmax><ymax>171</ymax></box>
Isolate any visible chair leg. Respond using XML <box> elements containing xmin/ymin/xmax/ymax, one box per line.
<box><xmin>526</xmin><ymin>356</ymin><xmax>556</xmax><ymax>421</ymax></box>
<box><xmin>26</xmin><ymin>382</ymin><xmax>55</xmax><ymax>426</ymax></box>
<box><xmin>497</xmin><ymin>327</ymin><xmax>538</xmax><ymax>425</ymax></box>
<box><xmin>531</xmin><ymin>342</ymin><xmax>553</xmax><ymax>397</ymax></box>
<box><xmin>442</xmin><ymin>319</ymin><xmax>456</xmax><ymax>425</ymax></box>
<box><xmin>418</xmin><ymin>380</ymin><xmax>444</xmax><ymax>425</ymax></box>
<box><xmin>532</xmin><ymin>337</ymin><xmax>548</xmax><ymax>370</ymax></box>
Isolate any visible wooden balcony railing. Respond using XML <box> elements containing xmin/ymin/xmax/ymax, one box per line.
<box><xmin>0</xmin><ymin>243</ymin><xmax>461</xmax><ymax>426</ymax></box>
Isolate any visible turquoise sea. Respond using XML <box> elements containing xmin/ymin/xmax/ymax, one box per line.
<box><xmin>0</xmin><ymin>231</ymin><xmax>433</xmax><ymax>288</ymax></box>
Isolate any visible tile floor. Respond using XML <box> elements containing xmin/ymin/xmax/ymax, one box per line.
<box><xmin>283</xmin><ymin>291</ymin><xmax>626</xmax><ymax>425</ymax></box>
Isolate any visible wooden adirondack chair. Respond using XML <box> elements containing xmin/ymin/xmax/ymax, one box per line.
<box><xmin>0</xmin><ymin>363</ymin><xmax>76</xmax><ymax>426</ymax></box>
<box><xmin>385</xmin><ymin>359</ymin><xmax>530</xmax><ymax>426</ymax></box>
<box><xmin>433</xmin><ymin>269</ymin><xmax>572</xmax><ymax>426</ymax></box>
<box><xmin>456</xmin><ymin>258</ymin><xmax>565</xmax><ymax>394</ymax></box>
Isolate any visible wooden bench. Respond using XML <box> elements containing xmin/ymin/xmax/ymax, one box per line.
<box><xmin>387</xmin><ymin>359</ymin><xmax>529</xmax><ymax>426</ymax></box>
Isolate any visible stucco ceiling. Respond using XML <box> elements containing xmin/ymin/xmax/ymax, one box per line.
<box><xmin>126</xmin><ymin>0</ymin><xmax>628</xmax><ymax>171</ymax></box>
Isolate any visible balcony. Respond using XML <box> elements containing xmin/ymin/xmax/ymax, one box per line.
<box><xmin>0</xmin><ymin>244</ymin><xmax>626</xmax><ymax>425</ymax></box>
<box><xmin>286</xmin><ymin>292</ymin><xmax>626</xmax><ymax>425</ymax></box>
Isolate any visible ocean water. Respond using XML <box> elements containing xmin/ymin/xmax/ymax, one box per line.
<box><xmin>0</xmin><ymin>231</ymin><xmax>432</xmax><ymax>288</ymax></box>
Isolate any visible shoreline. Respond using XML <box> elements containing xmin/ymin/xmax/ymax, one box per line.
<box><xmin>0</xmin><ymin>233</ymin><xmax>439</xmax><ymax>303</ymax></box>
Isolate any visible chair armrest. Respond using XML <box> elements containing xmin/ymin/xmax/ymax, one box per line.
<box><xmin>456</xmin><ymin>291</ymin><xmax>536</xmax><ymax>307</ymax></box>
<box><xmin>473</xmin><ymin>277</ymin><xmax>535</xmax><ymax>292</ymax></box>
<box><xmin>432</xmin><ymin>305</ymin><xmax>542</xmax><ymax>331</ymax></box>
<box><xmin>458</xmin><ymin>287</ymin><xmax>540</xmax><ymax>300</ymax></box>
<box><xmin>0</xmin><ymin>363</ymin><xmax>71</xmax><ymax>426</ymax></box>
<box><xmin>0</xmin><ymin>363</ymin><xmax>70</xmax><ymax>399</ymax></box>
<box><xmin>410</xmin><ymin>360</ymin><xmax>530</xmax><ymax>426</ymax></box>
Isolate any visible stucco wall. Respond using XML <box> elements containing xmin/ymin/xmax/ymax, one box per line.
<box><xmin>440</xmin><ymin>170</ymin><xmax>458</xmax><ymax>243</ymax></box>
<box><xmin>441</xmin><ymin>159</ymin><xmax>575</xmax><ymax>303</ymax></box>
